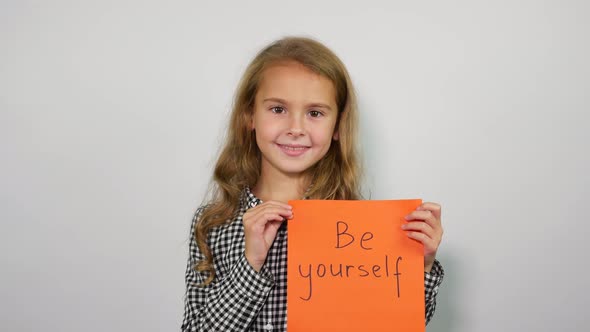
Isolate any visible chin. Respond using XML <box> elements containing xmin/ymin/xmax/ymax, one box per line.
<box><xmin>274</xmin><ymin>161</ymin><xmax>315</xmax><ymax>176</ymax></box>
<box><xmin>279</xmin><ymin>167</ymin><xmax>311</xmax><ymax>176</ymax></box>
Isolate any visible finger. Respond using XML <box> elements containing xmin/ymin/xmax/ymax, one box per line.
<box><xmin>405</xmin><ymin>210</ymin><xmax>439</xmax><ymax>228</ymax></box>
<box><xmin>406</xmin><ymin>231</ymin><xmax>439</xmax><ymax>253</ymax></box>
<box><xmin>244</xmin><ymin>208</ymin><xmax>291</xmax><ymax>226</ymax></box>
<box><xmin>259</xmin><ymin>205</ymin><xmax>293</xmax><ymax>217</ymax></box>
<box><xmin>405</xmin><ymin>210</ymin><xmax>432</xmax><ymax>220</ymax></box>
<box><xmin>260</xmin><ymin>200</ymin><xmax>293</xmax><ymax>210</ymax></box>
<box><xmin>406</xmin><ymin>230</ymin><xmax>430</xmax><ymax>244</ymax></box>
<box><xmin>249</xmin><ymin>208</ymin><xmax>293</xmax><ymax>223</ymax></box>
<box><xmin>248</xmin><ymin>213</ymin><xmax>286</xmax><ymax>231</ymax></box>
<box><xmin>247</xmin><ymin>206</ymin><xmax>292</xmax><ymax>220</ymax></box>
<box><xmin>246</xmin><ymin>201</ymin><xmax>291</xmax><ymax>215</ymax></box>
<box><xmin>265</xmin><ymin>218</ymin><xmax>285</xmax><ymax>233</ymax></box>
<box><xmin>251</xmin><ymin>204</ymin><xmax>293</xmax><ymax>214</ymax></box>
<box><xmin>402</xmin><ymin>221</ymin><xmax>435</xmax><ymax>240</ymax></box>
<box><xmin>418</xmin><ymin>202</ymin><xmax>441</xmax><ymax>220</ymax></box>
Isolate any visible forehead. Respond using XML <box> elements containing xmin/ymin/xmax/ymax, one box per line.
<box><xmin>256</xmin><ymin>61</ymin><xmax>336</xmax><ymax>105</ymax></box>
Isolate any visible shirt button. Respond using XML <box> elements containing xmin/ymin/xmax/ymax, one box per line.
<box><xmin>264</xmin><ymin>323</ymin><xmax>273</xmax><ymax>330</ymax></box>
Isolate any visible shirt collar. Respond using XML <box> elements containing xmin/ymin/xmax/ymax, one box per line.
<box><xmin>243</xmin><ymin>185</ymin><xmax>310</xmax><ymax>210</ymax></box>
<box><xmin>243</xmin><ymin>186</ymin><xmax>262</xmax><ymax>209</ymax></box>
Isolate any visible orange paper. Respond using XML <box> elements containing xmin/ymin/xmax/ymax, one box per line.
<box><xmin>287</xmin><ymin>200</ymin><xmax>424</xmax><ymax>332</ymax></box>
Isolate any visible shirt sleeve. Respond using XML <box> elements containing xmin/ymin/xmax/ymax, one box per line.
<box><xmin>424</xmin><ymin>259</ymin><xmax>445</xmax><ymax>325</ymax></box>
<box><xmin>181</xmin><ymin>208</ymin><xmax>274</xmax><ymax>331</ymax></box>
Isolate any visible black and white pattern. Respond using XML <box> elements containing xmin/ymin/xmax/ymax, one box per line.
<box><xmin>181</xmin><ymin>188</ymin><xmax>444</xmax><ymax>331</ymax></box>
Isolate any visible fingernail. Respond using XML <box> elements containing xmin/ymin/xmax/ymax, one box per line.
<box><xmin>401</xmin><ymin>224</ymin><xmax>407</xmax><ymax>230</ymax></box>
<box><xmin>404</xmin><ymin>215</ymin><xmax>410</xmax><ymax>220</ymax></box>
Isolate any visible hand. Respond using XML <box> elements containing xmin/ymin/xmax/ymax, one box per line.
<box><xmin>243</xmin><ymin>201</ymin><xmax>293</xmax><ymax>272</ymax></box>
<box><xmin>401</xmin><ymin>202</ymin><xmax>443</xmax><ymax>273</ymax></box>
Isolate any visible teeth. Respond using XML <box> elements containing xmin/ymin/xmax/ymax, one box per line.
<box><xmin>281</xmin><ymin>145</ymin><xmax>307</xmax><ymax>151</ymax></box>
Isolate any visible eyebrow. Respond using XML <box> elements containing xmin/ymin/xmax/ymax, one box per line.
<box><xmin>262</xmin><ymin>97</ymin><xmax>333</xmax><ymax>111</ymax></box>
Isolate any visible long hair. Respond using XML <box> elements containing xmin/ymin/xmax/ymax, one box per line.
<box><xmin>194</xmin><ymin>36</ymin><xmax>362</xmax><ymax>285</ymax></box>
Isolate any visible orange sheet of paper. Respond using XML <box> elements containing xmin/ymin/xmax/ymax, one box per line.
<box><xmin>287</xmin><ymin>200</ymin><xmax>424</xmax><ymax>332</ymax></box>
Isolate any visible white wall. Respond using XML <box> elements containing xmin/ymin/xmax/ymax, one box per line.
<box><xmin>1</xmin><ymin>0</ymin><xmax>588</xmax><ymax>331</ymax></box>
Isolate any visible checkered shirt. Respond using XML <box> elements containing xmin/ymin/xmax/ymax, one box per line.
<box><xmin>181</xmin><ymin>187</ymin><xmax>444</xmax><ymax>331</ymax></box>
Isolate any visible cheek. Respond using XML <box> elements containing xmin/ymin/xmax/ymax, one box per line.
<box><xmin>312</xmin><ymin>124</ymin><xmax>337</xmax><ymax>146</ymax></box>
<box><xmin>254</xmin><ymin>122</ymin><xmax>279</xmax><ymax>143</ymax></box>
<box><xmin>254</xmin><ymin>128</ymin><xmax>267</xmax><ymax>145</ymax></box>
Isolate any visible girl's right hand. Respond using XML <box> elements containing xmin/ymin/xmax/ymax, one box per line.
<box><xmin>242</xmin><ymin>201</ymin><xmax>293</xmax><ymax>272</ymax></box>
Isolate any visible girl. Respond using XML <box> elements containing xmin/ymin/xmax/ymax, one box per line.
<box><xmin>181</xmin><ymin>36</ymin><xmax>444</xmax><ymax>331</ymax></box>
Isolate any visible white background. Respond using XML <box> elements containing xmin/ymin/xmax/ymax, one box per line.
<box><xmin>1</xmin><ymin>0</ymin><xmax>589</xmax><ymax>331</ymax></box>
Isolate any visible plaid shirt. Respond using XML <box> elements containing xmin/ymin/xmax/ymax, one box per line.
<box><xmin>182</xmin><ymin>188</ymin><xmax>444</xmax><ymax>331</ymax></box>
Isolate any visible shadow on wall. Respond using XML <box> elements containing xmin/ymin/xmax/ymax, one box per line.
<box><xmin>427</xmin><ymin>252</ymin><xmax>460</xmax><ymax>332</ymax></box>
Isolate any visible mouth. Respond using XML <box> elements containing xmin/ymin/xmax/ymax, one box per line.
<box><xmin>276</xmin><ymin>143</ymin><xmax>310</xmax><ymax>157</ymax></box>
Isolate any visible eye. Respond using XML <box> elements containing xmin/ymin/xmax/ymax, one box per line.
<box><xmin>309</xmin><ymin>110</ymin><xmax>323</xmax><ymax>118</ymax></box>
<box><xmin>270</xmin><ymin>106</ymin><xmax>285</xmax><ymax>114</ymax></box>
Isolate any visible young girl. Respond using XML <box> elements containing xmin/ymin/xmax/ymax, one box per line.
<box><xmin>181</xmin><ymin>36</ymin><xmax>444</xmax><ymax>331</ymax></box>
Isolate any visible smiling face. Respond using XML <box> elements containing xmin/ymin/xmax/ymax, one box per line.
<box><xmin>251</xmin><ymin>61</ymin><xmax>339</xmax><ymax>180</ymax></box>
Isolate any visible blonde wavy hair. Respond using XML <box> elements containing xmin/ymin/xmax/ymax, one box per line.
<box><xmin>194</xmin><ymin>36</ymin><xmax>362</xmax><ymax>285</ymax></box>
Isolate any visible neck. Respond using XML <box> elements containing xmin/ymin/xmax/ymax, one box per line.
<box><xmin>252</xmin><ymin>168</ymin><xmax>310</xmax><ymax>203</ymax></box>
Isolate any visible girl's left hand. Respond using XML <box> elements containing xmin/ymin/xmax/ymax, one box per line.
<box><xmin>402</xmin><ymin>202</ymin><xmax>443</xmax><ymax>273</ymax></box>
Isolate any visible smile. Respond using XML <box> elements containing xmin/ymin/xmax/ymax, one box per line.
<box><xmin>277</xmin><ymin>144</ymin><xmax>310</xmax><ymax>157</ymax></box>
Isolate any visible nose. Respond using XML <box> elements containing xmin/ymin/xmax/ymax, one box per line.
<box><xmin>288</xmin><ymin>113</ymin><xmax>305</xmax><ymax>136</ymax></box>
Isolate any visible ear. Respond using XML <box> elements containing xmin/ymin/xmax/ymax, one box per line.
<box><xmin>332</xmin><ymin>130</ymin><xmax>339</xmax><ymax>141</ymax></box>
<box><xmin>245</xmin><ymin>109</ymin><xmax>255</xmax><ymax>130</ymax></box>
